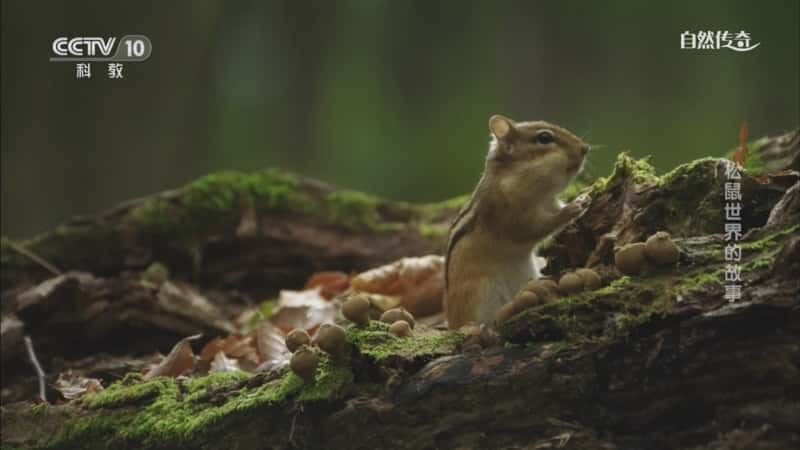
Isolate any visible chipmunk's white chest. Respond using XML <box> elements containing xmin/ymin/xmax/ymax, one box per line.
<box><xmin>474</xmin><ymin>251</ymin><xmax>540</xmax><ymax>324</ymax></box>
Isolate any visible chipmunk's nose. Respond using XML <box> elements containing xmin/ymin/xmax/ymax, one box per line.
<box><xmin>581</xmin><ymin>144</ymin><xmax>590</xmax><ymax>155</ymax></box>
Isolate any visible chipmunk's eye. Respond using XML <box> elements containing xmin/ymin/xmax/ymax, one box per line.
<box><xmin>535</xmin><ymin>130</ymin><xmax>555</xmax><ymax>145</ymax></box>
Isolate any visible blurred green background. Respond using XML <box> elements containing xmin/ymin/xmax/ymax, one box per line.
<box><xmin>1</xmin><ymin>0</ymin><xmax>798</xmax><ymax>238</ymax></box>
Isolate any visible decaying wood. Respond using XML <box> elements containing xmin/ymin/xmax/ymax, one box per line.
<box><xmin>1</xmin><ymin>171</ymin><xmax>457</xmax><ymax>304</ymax></box>
<box><xmin>1</xmin><ymin>131</ymin><xmax>799</xmax><ymax>450</ymax></box>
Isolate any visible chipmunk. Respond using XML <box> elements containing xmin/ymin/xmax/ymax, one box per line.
<box><xmin>444</xmin><ymin>114</ymin><xmax>590</xmax><ymax>329</ymax></box>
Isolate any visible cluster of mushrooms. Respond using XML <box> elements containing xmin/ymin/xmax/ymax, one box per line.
<box><xmin>495</xmin><ymin>231</ymin><xmax>681</xmax><ymax>326</ymax></box>
<box><xmin>495</xmin><ymin>267</ymin><xmax>603</xmax><ymax>325</ymax></box>
<box><xmin>290</xmin><ymin>232</ymin><xmax>682</xmax><ymax>378</ymax></box>
<box><xmin>287</xmin><ymin>295</ymin><xmax>417</xmax><ymax>382</ymax></box>
<box><xmin>341</xmin><ymin>294</ymin><xmax>416</xmax><ymax>336</ymax></box>
<box><xmin>614</xmin><ymin>231</ymin><xmax>680</xmax><ymax>275</ymax></box>
<box><xmin>287</xmin><ymin>323</ymin><xmax>347</xmax><ymax>382</ymax></box>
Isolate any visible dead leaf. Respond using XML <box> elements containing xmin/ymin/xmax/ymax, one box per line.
<box><xmin>255</xmin><ymin>322</ymin><xmax>291</xmax><ymax>371</ymax></box>
<box><xmin>222</xmin><ymin>335</ymin><xmax>260</xmax><ymax>370</ymax></box>
<box><xmin>732</xmin><ymin>121</ymin><xmax>749</xmax><ymax>167</ymax></box>
<box><xmin>270</xmin><ymin>288</ymin><xmax>336</xmax><ymax>334</ymax></box>
<box><xmin>351</xmin><ymin>255</ymin><xmax>445</xmax><ymax>317</ymax></box>
<box><xmin>53</xmin><ymin>371</ymin><xmax>103</xmax><ymax>400</ymax></box>
<box><xmin>210</xmin><ymin>351</ymin><xmax>241</xmax><ymax>373</ymax></box>
<box><xmin>198</xmin><ymin>337</ymin><xmax>225</xmax><ymax>372</ymax></box>
<box><xmin>143</xmin><ymin>334</ymin><xmax>201</xmax><ymax>380</ymax></box>
<box><xmin>305</xmin><ymin>271</ymin><xmax>351</xmax><ymax>299</ymax></box>
<box><xmin>363</xmin><ymin>293</ymin><xmax>402</xmax><ymax>312</ymax></box>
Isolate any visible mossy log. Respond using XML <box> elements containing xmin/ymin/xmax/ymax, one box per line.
<box><xmin>2</xmin><ymin>130</ymin><xmax>799</xmax><ymax>450</ymax></box>
<box><xmin>1</xmin><ymin>170</ymin><xmax>462</xmax><ymax>302</ymax></box>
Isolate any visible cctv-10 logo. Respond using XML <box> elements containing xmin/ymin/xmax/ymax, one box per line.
<box><xmin>50</xmin><ymin>35</ymin><xmax>152</xmax><ymax>61</ymax></box>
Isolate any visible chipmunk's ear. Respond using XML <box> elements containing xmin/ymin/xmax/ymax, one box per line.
<box><xmin>489</xmin><ymin>115</ymin><xmax>516</xmax><ymax>141</ymax></box>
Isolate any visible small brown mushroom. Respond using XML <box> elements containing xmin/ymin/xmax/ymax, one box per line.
<box><xmin>615</xmin><ymin>242</ymin><xmax>647</xmax><ymax>275</ymax></box>
<box><xmin>531</xmin><ymin>278</ymin><xmax>559</xmax><ymax>293</ymax></box>
<box><xmin>495</xmin><ymin>302</ymin><xmax>522</xmax><ymax>325</ymax></box>
<box><xmin>558</xmin><ymin>272</ymin><xmax>584</xmax><ymax>295</ymax></box>
<box><xmin>458</xmin><ymin>323</ymin><xmax>483</xmax><ymax>351</ymax></box>
<box><xmin>644</xmin><ymin>231</ymin><xmax>680</xmax><ymax>265</ymax></box>
<box><xmin>459</xmin><ymin>323</ymin><xmax>501</xmax><ymax>349</ymax></box>
<box><xmin>315</xmin><ymin>323</ymin><xmax>347</xmax><ymax>358</ymax></box>
<box><xmin>389</xmin><ymin>320</ymin><xmax>413</xmax><ymax>338</ymax></box>
<box><xmin>380</xmin><ymin>307</ymin><xmax>415</xmax><ymax>328</ymax></box>
<box><xmin>574</xmin><ymin>268</ymin><xmax>602</xmax><ymax>290</ymax></box>
<box><xmin>285</xmin><ymin>329</ymin><xmax>310</xmax><ymax>353</ymax></box>
<box><xmin>513</xmin><ymin>290</ymin><xmax>542</xmax><ymax>309</ymax></box>
<box><xmin>341</xmin><ymin>295</ymin><xmax>371</xmax><ymax>327</ymax></box>
<box><xmin>290</xmin><ymin>345</ymin><xmax>319</xmax><ymax>382</ymax></box>
<box><xmin>525</xmin><ymin>279</ymin><xmax>560</xmax><ymax>303</ymax></box>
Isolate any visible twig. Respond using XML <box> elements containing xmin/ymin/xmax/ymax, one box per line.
<box><xmin>288</xmin><ymin>407</ymin><xmax>301</xmax><ymax>447</ymax></box>
<box><xmin>24</xmin><ymin>336</ymin><xmax>47</xmax><ymax>403</ymax></box>
<box><xmin>7</xmin><ymin>240</ymin><xmax>61</xmax><ymax>276</ymax></box>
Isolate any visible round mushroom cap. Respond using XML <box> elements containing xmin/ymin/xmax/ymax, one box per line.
<box><xmin>558</xmin><ymin>272</ymin><xmax>584</xmax><ymax>294</ymax></box>
<box><xmin>615</xmin><ymin>242</ymin><xmax>647</xmax><ymax>275</ymax></box>
<box><xmin>315</xmin><ymin>323</ymin><xmax>347</xmax><ymax>356</ymax></box>
<box><xmin>342</xmin><ymin>295</ymin><xmax>371</xmax><ymax>326</ymax></box>
<box><xmin>285</xmin><ymin>328</ymin><xmax>311</xmax><ymax>353</ymax></box>
<box><xmin>290</xmin><ymin>345</ymin><xmax>319</xmax><ymax>381</ymax></box>
<box><xmin>574</xmin><ymin>268</ymin><xmax>602</xmax><ymax>290</ymax></box>
<box><xmin>380</xmin><ymin>307</ymin><xmax>415</xmax><ymax>328</ymax></box>
<box><xmin>389</xmin><ymin>320</ymin><xmax>413</xmax><ymax>337</ymax></box>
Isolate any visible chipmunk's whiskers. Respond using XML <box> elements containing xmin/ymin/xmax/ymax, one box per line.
<box><xmin>588</xmin><ymin>144</ymin><xmax>606</xmax><ymax>152</ymax></box>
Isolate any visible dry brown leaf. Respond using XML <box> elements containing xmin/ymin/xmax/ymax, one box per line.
<box><xmin>255</xmin><ymin>322</ymin><xmax>291</xmax><ymax>371</ymax></box>
<box><xmin>198</xmin><ymin>337</ymin><xmax>225</xmax><ymax>372</ymax></box>
<box><xmin>53</xmin><ymin>371</ymin><xmax>104</xmax><ymax>400</ymax></box>
<box><xmin>364</xmin><ymin>293</ymin><xmax>402</xmax><ymax>312</ymax></box>
<box><xmin>350</xmin><ymin>255</ymin><xmax>445</xmax><ymax>317</ymax></box>
<box><xmin>305</xmin><ymin>271</ymin><xmax>351</xmax><ymax>299</ymax></box>
<box><xmin>224</xmin><ymin>335</ymin><xmax>260</xmax><ymax>371</ymax></box>
<box><xmin>210</xmin><ymin>351</ymin><xmax>241</xmax><ymax>373</ymax></box>
<box><xmin>220</xmin><ymin>335</ymin><xmax>253</xmax><ymax>358</ymax></box>
<box><xmin>143</xmin><ymin>334</ymin><xmax>201</xmax><ymax>380</ymax></box>
<box><xmin>732</xmin><ymin>121</ymin><xmax>749</xmax><ymax>167</ymax></box>
<box><xmin>270</xmin><ymin>288</ymin><xmax>336</xmax><ymax>334</ymax></box>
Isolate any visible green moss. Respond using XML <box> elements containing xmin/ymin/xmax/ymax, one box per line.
<box><xmin>743</xmin><ymin>254</ymin><xmax>776</xmax><ymax>271</ymax></box>
<box><xmin>740</xmin><ymin>225</ymin><xmax>799</xmax><ymax>252</ymax></box>
<box><xmin>47</xmin><ymin>357</ymin><xmax>354</xmax><ymax>450</ymax></box>
<box><xmin>723</xmin><ymin>136</ymin><xmax>772</xmax><ymax>177</ymax></box>
<box><xmin>126</xmin><ymin>169</ymin><xmax>305</xmax><ymax>236</ymax></box>
<box><xmin>658</xmin><ymin>157</ymin><xmax>722</xmax><ymax>188</ymax></box>
<box><xmin>418</xmin><ymin>223</ymin><xmax>449</xmax><ymax>240</ymax></box>
<box><xmin>743</xmin><ymin>148</ymin><xmax>767</xmax><ymax>176</ymax></box>
<box><xmin>141</xmin><ymin>261</ymin><xmax>169</xmax><ymax>283</ymax></box>
<box><xmin>295</xmin><ymin>353</ymin><xmax>354</xmax><ymax>401</ymax></box>
<box><xmin>679</xmin><ymin>268</ymin><xmax>724</xmax><ymax>293</ymax></box>
<box><xmin>83</xmin><ymin>378</ymin><xmax>172</xmax><ymax>409</ymax></box>
<box><xmin>595</xmin><ymin>276</ymin><xmax>631</xmax><ymax>295</ymax></box>
<box><xmin>346</xmin><ymin>321</ymin><xmax>464</xmax><ymax>362</ymax></box>
<box><xmin>501</xmin><ymin>274</ymin><xmax>674</xmax><ymax>344</ymax></box>
<box><xmin>654</xmin><ymin>158</ymin><xmax>727</xmax><ymax>237</ymax></box>
<box><xmin>419</xmin><ymin>195</ymin><xmax>469</xmax><ymax>217</ymax></box>
<box><xmin>326</xmin><ymin>190</ymin><xmax>383</xmax><ymax>231</ymax></box>
<box><xmin>589</xmin><ymin>153</ymin><xmax>658</xmax><ymax>195</ymax></box>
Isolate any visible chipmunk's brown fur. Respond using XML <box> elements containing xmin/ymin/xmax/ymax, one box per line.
<box><xmin>444</xmin><ymin>114</ymin><xmax>590</xmax><ymax>329</ymax></box>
